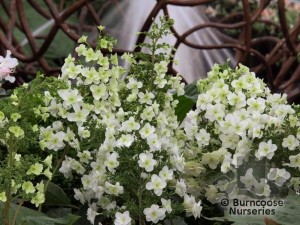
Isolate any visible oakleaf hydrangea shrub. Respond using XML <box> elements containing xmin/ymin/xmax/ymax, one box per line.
<box><xmin>0</xmin><ymin>51</ymin><xmax>68</xmax><ymax>224</ymax></box>
<box><xmin>38</xmin><ymin>18</ymin><xmax>202</xmax><ymax>224</ymax></box>
<box><xmin>183</xmin><ymin>62</ymin><xmax>300</xmax><ymax>203</ymax></box>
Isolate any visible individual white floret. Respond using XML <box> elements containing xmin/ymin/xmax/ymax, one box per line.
<box><xmin>143</xmin><ymin>204</ymin><xmax>166</xmax><ymax>224</ymax></box>
<box><xmin>87</xmin><ymin>203</ymin><xmax>99</xmax><ymax>224</ymax></box>
<box><xmin>240</xmin><ymin>168</ymin><xmax>257</xmax><ymax>190</ymax></box>
<box><xmin>104</xmin><ymin>152</ymin><xmax>120</xmax><ymax>173</ymax></box>
<box><xmin>146</xmin><ymin>174</ymin><xmax>166</xmax><ymax>196</ymax></box>
<box><xmin>139</xmin><ymin>123</ymin><xmax>155</xmax><ymax>139</ymax></box>
<box><xmin>114</xmin><ymin>211</ymin><xmax>132</xmax><ymax>225</ymax></box>
<box><xmin>67</xmin><ymin>103</ymin><xmax>90</xmax><ymax>124</ymax></box>
<box><xmin>282</xmin><ymin>135</ymin><xmax>299</xmax><ymax>151</ymax></box>
<box><xmin>74</xmin><ymin>188</ymin><xmax>86</xmax><ymax>204</ymax></box>
<box><xmin>175</xmin><ymin>179</ymin><xmax>187</xmax><ymax>197</ymax></box>
<box><xmin>267</xmin><ymin>168</ymin><xmax>291</xmax><ymax>186</ymax></box>
<box><xmin>204</xmin><ymin>185</ymin><xmax>224</xmax><ymax>204</ymax></box>
<box><xmin>161</xmin><ymin>198</ymin><xmax>172</xmax><ymax>214</ymax></box>
<box><xmin>47</xmin><ymin>131</ymin><xmax>66</xmax><ymax>151</ymax></box>
<box><xmin>116</xmin><ymin>134</ymin><xmax>135</xmax><ymax>147</ymax></box>
<box><xmin>159</xmin><ymin>166</ymin><xmax>173</xmax><ymax>181</ymax></box>
<box><xmin>82</xmin><ymin>48</ymin><xmax>98</xmax><ymax>62</ymax></box>
<box><xmin>90</xmin><ymin>84</ymin><xmax>108</xmax><ymax>100</ymax></box>
<box><xmin>255</xmin><ymin>140</ymin><xmax>277</xmax><ymax>160</ymax></box>
<box><xmin>138</xmin><ymin>91</ymin><xmax>155</xmax><ymax>105</ymax></box>
<box><xmin>120</xmin><ymin>117</ymin><xmax>140</xmax><ymax>132</ymax></box>
<box><xmin>195</xmin><ymin>128</ymin><xmax>210</xmax><ymax>147</ymax></box>
<box><xmin>204</xmin><ymin>103</ymin><xmax>225</xmax><ymax>122</ymax></box>
<box><xmin>140</xmin><ymin>107</ymin><xmax>155</xmax><ymax>121</ymax></box>
<box><xmin>183</xmin><ymin>194</ymin><xmax>202</xmax><ymax>218</ymax></box>
<box><xmin>253</xmin><ymin>178</ymin><xmax>271</xmax><ymax>197</ymax></box>
<box><xmin>227</xmin><ymin>91</ymin><xmax>246</xmax><ymax>108</ymax></box>
<box><xmin>289</xmin><ymin>154</ymin><xmax>300</xmax><ymax>169</ymax></box>
<box><xmin>138</xmin><ymin>152</ymin><xmax>157</xmax><ymax>172</ymax></box>
<box><xmin>196</xmin><ymin>93</ymin><xmax>213</xmax><ymax>110</ymax></box>
<box><xmin>147</xmin><ymin>133</ymin><xmax>161</xmax><ymax>151</ymax></box>
<box><xmin>58</xmin><ymin>89</ymin><xmax>83</xmax><ymax>106</ymax></box>
<box><xmin>247</xmin><ymin>97</ymin><xmax>266</xmax><ymax>114</ymax></box>
<box><xmin>105</xmin><ymin>181</ymin><xmax>124</xmax><ymax>196</ymax></box>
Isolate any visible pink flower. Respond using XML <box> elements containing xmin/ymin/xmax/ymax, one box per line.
<box><xmin>261</xmin><ymin>8</ymin><xmax>276</xmax><ymax>20</ymax></box>
<box><xmin>0</xmin><ymin>50</ymin><xmax>18</xmax><ymax>83</ymax></box>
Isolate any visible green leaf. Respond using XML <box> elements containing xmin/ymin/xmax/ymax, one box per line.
<box><xmin>174</xmin><ymin>81</ymin><xmax>198</xmax><ymax>123</ymax></box>
<box><xmin>47</xmin><ymin>208</ymin><xmax>72</xmax><ymax>218</ymax></box>
<box><xmin>23</xmin><ymin>214</ymin><xmax>80</xmax><ymax>225</ymax></box>
<box><xmin>184</xmin><ymin>81</ymin><xmax>198</xmax><ymax>102</ymax></box>
<box><xmin>174</xmin><ymin>95</ymin><xmax>195</xmax><ymax>124</ymax></box>
<box><xmin>0</xmin><ymin>202</ymin><xmax>80</xmax><ymax>225</ymax></box>
<box><xmin>44</xmin><ymin>182</ymin><xmax>71</xmax><ymax>206</ymax></box>
<box><xmin>164</xmin><ymin>216</ymin><xmax>187</xmax><ymax>225</ymax></box>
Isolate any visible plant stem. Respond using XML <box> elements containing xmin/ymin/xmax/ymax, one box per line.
<box><xmin>12</xmin><ymin>200</ymin><xmax>24</xmax><ymax>225</ymax></box>
<box><xmin>38</xmin><ymin>147</ymin><xmax>68</xmax><ymax>212</ymax></box>
<box><xmin>3</xmin><ymin>137</ymin><xmax>14</xmax><ymax>225</ymax></box>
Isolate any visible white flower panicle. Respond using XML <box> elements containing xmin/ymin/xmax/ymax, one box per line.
<box><xmin>39</xmin><ymin>22</ymin><xmax>201</xmax><ymax>224</ymax></box>
<box><xmin>183</xmin><ymin>63</ymin><xmax>300</xmax><ymax>201</ymax></box>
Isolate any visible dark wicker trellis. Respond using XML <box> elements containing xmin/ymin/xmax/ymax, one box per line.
<box><xmin>0</xmin><ymin>0</ymin><xmax>299</xmax><ymax>101</ymax></box>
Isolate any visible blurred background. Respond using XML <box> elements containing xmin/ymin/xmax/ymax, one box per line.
<box><xmin>0</xmin><ymin>0</ymin><xmax>299</xmax><ymax>101</ymax></box>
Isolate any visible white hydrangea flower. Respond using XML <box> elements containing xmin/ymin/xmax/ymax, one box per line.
<box><xmin>253</xmin><ymin>178</ymin><xmax>271</xmax><ymax>197</ymax></box>
<box><xmin>282</xmin><ymin>135</ymin><xmax>299</xmax><ymax>151</ymax></box>
<box><xmin>59</xmin><ymin>156</ymin><xmax>73</xmax><ymax>178</ymax></box>
<box><xmin>146</xmin><ymin>174</ymin><xmax>167</xmax><ymax>196</ymax></box>
<box><xmin>90</xmin><ymin>84</ymin><xmax>108</xmax><ymax>100</ymax></box>
<box><xmin>47</xmin><ymin>131</ymin><xmax>66</xmax><ymax>151</ymax></box>
<box><xmin>240</xmin><ymin>168</ymin><xmax>257</xmax><ymax>190</ymax></box>
<box><xmin>255</xmin><ymin>140</ymin><xmax>277</xmax><ymax>160</ymax></box>
<box><xmin>161</xmin><ymin>198</ymin><xmax>172</xmax><ymax>214</ymax></box>
<box><xmin>158</xmin><ymin>166</ymin><xmax>173</xmax><ymax>181</ymax></box>
<box><xmin>247</xmin><ymin>97</ymin><xmax>266</xmax><ymax>114</ymax></box>
<box><xmin>138</xmin><ymin>152</ymin><xmax>157</xmax><ymax>172</ymax></box>
<box><xmin>105</xmin><ymin>181</ymin><xmax>124</xmax><ymax>196</ymax></box>
<box><xmin>126</xmin><ymin>77</ymin><xmax>142</xmax><ymax>93</ymax></box>
<box><xmin>104</xmin><ymin>152</ymin><xmax>119</xmax><ymax>173</ymax></box>
<box><xmin>74</xmin><ymin>188</ymin><xmax>86</xmax><ymax>204</ymax></box>
<box><xmin>138</xmin><ymin>91</ymin><xmax>155</xmax><ymax>105</ymax></box>
<box><xmin>139</xmin><ymin>123</ymin><xmax>155</xmax><ymax>139</ymax></box>
<box><xmin>227</xmin><ymin>91</ymin><xmax>246</xmax><ymax>108</ymax></box>
<box><xmin>289</xmin><ymin>154</ymin><xmax>300</xmax><ymax>169</ymax></box>
<box><xmin>140</xmin><ymin>107</ymin><xmax>155</xmax><ymax>121</ymax></box>
<box><xmin>195</xmin><ymin>129</ymin><xmax>210</xmax><ymax>146</ymax></box>
<box><xmin>114</xmin><ymin>211</ymin><xmax>132</xmax><ymax>225</ymax></box>
<box><xmin>175</xmin><ymin>179</ymin><xmax>186</xmax><ymax>197</ymax></box>
<box><xmin>143</xmin><ymin>204</ymin><xmax>166</xmax><ymax>224</ymax></box>
<box><xmin>147</xmin><ymin>133</ymin><xmax>161</xmax><ymax>151</ymax></box>
<box><xmin>58</xmin><ymin>89</ymin><xmax>83</xmax><ymax>106</ymax></box>
<box><xmin>116</xmin><ymin>134</ymin><xmax>135</xmax><ymax>147</ymax></box>
<box><xmin>204</xmin><ymin>185</ymin><xmax>223</xmax><ymax>204</ymax></box>
<box><xmin>87</xmin><ymin>203</ymin><xmax>99</xmax><ymax>224</ymax></box>
<box><xmin>183</xmin><ymin>194</ymin><xmax>202</xmax><ymax>218</ymax></box>
<box><xmin>204</xmin><ymin>103</ymin><xmax>225</xmax><ymax>122</ymax></box>
<box><xmin>120</xmin><ymin>117</ymin><xmax>140</xmax><ymax>132</ymax></box>
<box><xmin>267</xmin><ymin>168</ymin><xmax>291</xmax><ymax>186</ymax></box>
<box><xmin>67</xmin><ymin>103</ymin><xmax>90</xmax><ymax>124</ymax></box>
